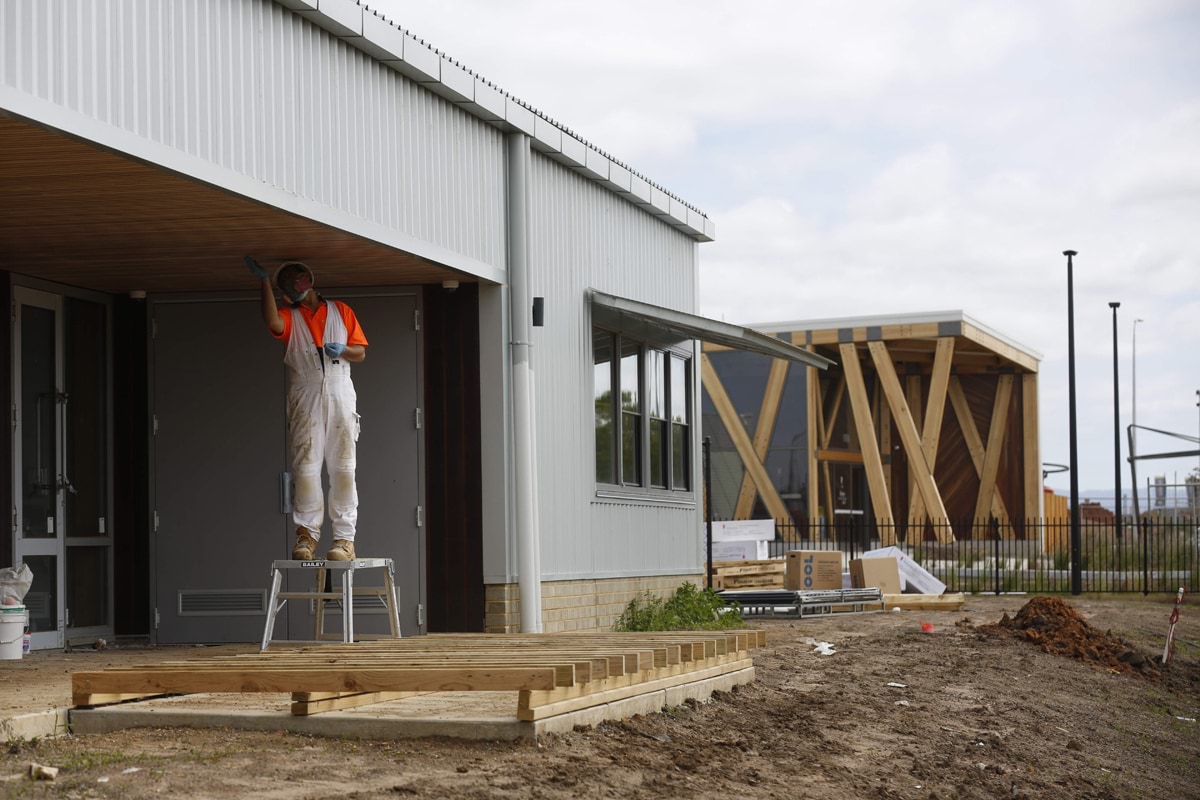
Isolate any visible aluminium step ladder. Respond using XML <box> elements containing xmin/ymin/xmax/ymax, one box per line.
<box><xmin>261</xmin><ymin>558</ymin><xmax>401</xmax><ymax>651</ymax></box>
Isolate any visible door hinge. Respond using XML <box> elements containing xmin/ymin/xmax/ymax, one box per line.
<box><xmin>11</xmin><ymin>506</ymin><xmax>17</xmax><ymax>535</ymax></box>
<box><xmin>413</xmin><ymin>308</ymin><xmax>421</xmax><ymax>331</ymax></box>
<box><xmin>416</xmin><ymin>604</ymin><xmax>424</xmax><ymax>626</ymax></box>
<box><xmin>153</xmin><ymin>511</ymin><xmax>160</xmax><ymax>532</ymax></box>
<box><xmin>415</xmin><ymin>506</ymin><xmax>423</xmax><ymax>527</ymax></box>
<box><xmin>152</xmin><ymin>414</ymin><xmax>159</xmax><ymax>435</ymax></box>
<box><xmin>154</xmin><ymin>608</ymin><xmax>160</xmax><ymax>629</ymax></box>
<box><xmin>414</xmin><ymin>408</ymin><xmax>422</xmax><ymax>429</ymax></box>
<box><xmin>10</xmin><ymin>403</ymin><xmax>15</xmax><ymax>432</ymax></box>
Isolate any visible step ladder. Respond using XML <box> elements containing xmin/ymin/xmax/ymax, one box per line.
<box><xmin>261</xmin><ymin>558</ymin><xmax>401</xmax><ymax>651</ymax></box>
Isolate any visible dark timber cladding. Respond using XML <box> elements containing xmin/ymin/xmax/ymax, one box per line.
<box><xmin>423</xmin><ymin>284</ymin><xmax>484</xmax><ymax>632</ymax></box>
<box><xmin>701</xmin><ymin>313</ymin><xmax>1042</xmax><ymax>543</ymax></box>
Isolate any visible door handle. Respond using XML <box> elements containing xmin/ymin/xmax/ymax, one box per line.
<box><xmin>280</xmin><ymin>472</ymin><xmax>293</xmax><ymax>514</ymax></box>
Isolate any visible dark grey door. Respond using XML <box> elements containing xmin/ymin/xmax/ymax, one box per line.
<box><xmin>153</xmin><ymin>293</ymin><xmax>424</xmax><ymax>643</ymax></box>
<box><xmin>285</xmin><ymin>293</ymin><xmax>425</xmax><ymax>639</ymax></box>
<box><xmin>152</xmin><ymin>300</ymin><xmax>287</xmax><ymax>644</ymax></box>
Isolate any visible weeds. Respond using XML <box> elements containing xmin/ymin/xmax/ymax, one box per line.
<box><xmin>614</xmin><ymin>582</ymin><xmax>743</xmax><ymax>632</ymax></box>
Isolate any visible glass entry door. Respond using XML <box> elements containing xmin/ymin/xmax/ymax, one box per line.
<box><xmin>13</xmin><ymin>287</ymin><xmax>112</xmax><ymax>649</ymax></box>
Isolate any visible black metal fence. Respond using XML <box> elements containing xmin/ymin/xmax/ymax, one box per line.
<box><xmin>717</xmin><ymin>516</ymin><xmax>1199</xmax><ymax>594</ymax></box>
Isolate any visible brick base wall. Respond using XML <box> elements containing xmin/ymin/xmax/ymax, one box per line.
<box><xmin>484</xmin><ymin>574</ymin><xmax>704</xmax><ymax>633</ymax></box>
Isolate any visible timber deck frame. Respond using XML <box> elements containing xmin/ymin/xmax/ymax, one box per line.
<box><xmin>72</xmin><ymin>631</ymin><xmax>765</xmax><ymax>722</ymax></box>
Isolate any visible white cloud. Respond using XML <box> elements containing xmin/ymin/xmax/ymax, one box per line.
<box><xmin>369</xmin><ymin>0</ymin><xmax>1200</xmax><ymax>490</ymax></box>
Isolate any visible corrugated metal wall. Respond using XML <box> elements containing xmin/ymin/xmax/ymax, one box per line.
<box><xmin>528</xmin><ymin>153</ymin><xmax>701</xmax><ymax>579</ymax></box>
<box><xmin>0</xmin><ymin>0</ymin><xmax>506</xmax><ymax>272</ymax></box>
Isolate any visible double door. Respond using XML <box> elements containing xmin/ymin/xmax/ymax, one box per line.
<box><xmin>152</xmin><ymin>293</ymin><xmax>424</xmax><ymax>643</ymax></box>
<box><xmin>12</xmin><ymin>287</ymin><xmax>112</xmax><ymax>650</ymax></box>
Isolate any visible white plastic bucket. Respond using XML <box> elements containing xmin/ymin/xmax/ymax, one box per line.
<box><xmin>0</xmin><ymin>606</ymin><xmax>27</xmax><ymax>660</ymax></box>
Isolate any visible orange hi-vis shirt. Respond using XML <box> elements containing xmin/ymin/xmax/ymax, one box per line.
<box><xmin>272</xmin><ymin>300</ymin><xmax>369</xmax><ymax>348</ymax></box>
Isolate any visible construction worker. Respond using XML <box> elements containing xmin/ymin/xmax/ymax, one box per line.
<box><xmin>248</xmin><ymin>257</ymin><xmax>368</xmax><ymax>561</ymax></box>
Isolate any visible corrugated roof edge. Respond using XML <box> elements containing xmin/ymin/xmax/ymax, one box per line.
<box><xmin>279</xmin><ymin>0</ymin><xmax>714</xmax><ymax>243</ymax></box>
<box><xmin>747</xmin><ymin>310</ymin><xmax>1043</xmax><ymax>362</ymax></box>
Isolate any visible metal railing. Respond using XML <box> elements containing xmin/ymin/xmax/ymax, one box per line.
<box><xmin>718</xmin><ymin>516</ymin><xmax>1200</xmax><ymax>594</ymax></box>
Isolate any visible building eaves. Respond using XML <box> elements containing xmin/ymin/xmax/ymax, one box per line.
<box><xmin>276</xmin><ymin>0</ymin><xmax>715</xmax><ymax>243</ymax></box>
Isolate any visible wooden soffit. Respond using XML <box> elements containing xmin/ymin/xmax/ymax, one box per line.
<box><xmin>0</xmin><ymin>114</ymin><xmax>467</xmax><ymax>293</ymax></box>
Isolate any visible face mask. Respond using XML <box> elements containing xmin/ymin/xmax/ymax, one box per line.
<box><xmin>284</xmin><ymin>272</ymin><xmax>314</xmax><ymax>302</ymax></box>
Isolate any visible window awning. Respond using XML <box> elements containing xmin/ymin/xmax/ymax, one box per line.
<box><xmin>589</xmin><ymin>290</ymin><xmax>834</xmax><ymax>369</ymax></box>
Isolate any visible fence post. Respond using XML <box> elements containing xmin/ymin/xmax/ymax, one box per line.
<box><xmin>1142</xmin><ymin>514</ymin><xmax>1149</xmax><ymax>596</ymax></box>
<box><xmin>703</xmin><ymin>436</ymin><xmax>713</xmax><ymax>591</ymax></box>
<box><xmin>993</xmin><ymin>518</ymin><xmax>1001</xmax><ymax>596</ymax></box>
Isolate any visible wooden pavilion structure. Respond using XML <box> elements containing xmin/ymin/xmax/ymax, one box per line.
<box><xmin>701</xmin><ymin>311</ymin><xmax>1043</xmax><ymax>544</ymax></box>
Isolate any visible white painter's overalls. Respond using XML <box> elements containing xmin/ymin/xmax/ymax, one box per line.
<box><xmin>285</xmin><ymin>301</ymin><xmax>360</xmax><ymax>542</ymax></box>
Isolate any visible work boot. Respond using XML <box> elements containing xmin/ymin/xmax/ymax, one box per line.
<box><xmin>326</xmin><ymin>538</ymin><xmax>355</xmax><ymax>561</ymax></box>
<box><xmin>292</xmin><ymin>529</ymin><xmax>318</xmax><ymax>560</ymax></box>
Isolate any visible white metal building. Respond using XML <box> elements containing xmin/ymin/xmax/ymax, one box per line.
<box><xmin>0</xmin><ymin>0</ymin><xmax>824</xmax><ymax>646</ymax></box>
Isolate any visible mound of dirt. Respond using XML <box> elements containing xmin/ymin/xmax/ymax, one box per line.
<box><xmin>981</xmin><ymin>596</ymin><xmax>1160</xmax><ymax>678</ymax></box>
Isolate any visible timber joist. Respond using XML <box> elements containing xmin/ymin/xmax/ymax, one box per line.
<box><xmin>72</xmin><ymin>631</ymin><xmax>766</xmax><ymax>721</ymax></box>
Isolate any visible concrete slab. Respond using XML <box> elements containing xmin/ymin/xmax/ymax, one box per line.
<box><xmin>0</xmin><ymin>708</ymin><xmax>69</xmax><ymax>740</ymax></box>
<box><xmin>71</xmin><ymin>706</ymin><xmax>534</xmax><ymax>741</ymax></box>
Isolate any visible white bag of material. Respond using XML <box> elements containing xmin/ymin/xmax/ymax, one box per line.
<box><xmin>862</xmin><ymin>546</ymin><xmax>946</xmax><ymax>595</ymax></box>
<box><xmin>0</xmin><ymin>563</ymin><xmax>33</xmax><ymax>605</ymax></box>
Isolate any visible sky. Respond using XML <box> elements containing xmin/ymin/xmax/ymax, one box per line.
<box><xmin>372</xmin><ymin>0</ymin><xmax>1200</xmax><ymax>503</ymax></box>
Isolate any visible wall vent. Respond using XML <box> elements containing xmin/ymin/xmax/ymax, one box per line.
<box><xmin>178</xmin><ymin>590</ymin><xmax>266</xmax><ymax>616</ymax></box>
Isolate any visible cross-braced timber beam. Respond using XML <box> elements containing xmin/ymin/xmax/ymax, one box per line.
<box><xmin>947</xmin><ymin>376</ymin><xmax>1012</xmax><ymax>527</ymax></box>
<box><xmin>734</xmin><ymin>358</ymin><xmax>790</xmax><ymax>519</ymax></box>
<box><xmin>838</xmin><ymin>344</ymin><xmax>896</xmax><ymax>538</ymax></box>
<box><xmin>868</xmin><ymin>341</ymin><xmax>953</xmax><ymax>543</ymax></box>
<box><xmin>908</xmin><ymin>337</ymin><xmax>955</xmax><ymax>526</ymax></box>
<box><xmin>971</xmin><ymin>374</ymin><xmax>1015</xmax><ymax>538</ymax></box>
<box><xmin>700</xmin><ymin>355</ymin><xmax>792</xmax><ymax>524</ymax></box>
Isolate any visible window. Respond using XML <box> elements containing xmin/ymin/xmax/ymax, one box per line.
<box><xmin>593</xmin><ymin>331</ymin><xmax>615</xmax><ymax>484</ymax></box>
<box><xmin>593</xmin><ymin>327</ymin><xmax>692</xmax><ymax>495</ymax></box>
<box><xmin>620</xmin><ymin>339</ymin><xmax>642</xmax><ymax>486</ymax></box>
<box><xmin>670</xmin><ymin>354</ymin><xmax>690</xmax><ymax>490</ymax></box>
<box><xmin>648</xmin><ymin>350</ymin><xmax>667</xmax><ymax>488</ymax></box>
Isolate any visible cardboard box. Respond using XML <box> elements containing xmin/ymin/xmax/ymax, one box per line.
<box><xmin>784</xmin><ymin>550</ymin><xmax>843</xmax><ymax>591</ymax></box>
<box><xmin>849</xmin><ymin>558</ymin><xmax>903</xmax><ymax>595</ymax></box>
<box><xmin>710</xmin><ymin>540</ymin><xmax>770</xmax><ymax>562</ymax></box>
<box><xmin>862</xmin><ymin>546</ymin><xmax>947</xmax><ymax>595</ymax></box>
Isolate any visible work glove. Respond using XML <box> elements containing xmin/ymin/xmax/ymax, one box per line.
<box><xmin>323</xmin><ymin>342</ymin><xmax>347</xmax><ymax>359</ymax></box>
<box><xmin>245</xmin><ymin>255</ymin><xmax>269</xmax><ymax>280</ymax></box>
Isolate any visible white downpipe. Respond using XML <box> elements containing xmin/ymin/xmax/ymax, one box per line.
<box><xmin>507</xmin><ymin>132</ymin><xmax>542</xmax><ymax>633</ymax></box>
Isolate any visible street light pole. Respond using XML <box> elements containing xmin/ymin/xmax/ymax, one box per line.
<box><xmin>1065</xmin><ymin>251</ymin><xmax>1082</xmax><ymax>595</ymax></box>
<box><xmin>1109</xmin><ymin>302</ymin><xmax>1122</xmax><ymax>540</ymax></box>
<box><xmin>1132</xmin><ymin>317</ymin><xmax>1144</xmax><ymax>530</ymax></box>
<box><xmin>1133</xmin><ymin>318</ymin><xmax>1144</xmax><ymax>459</ymax></box>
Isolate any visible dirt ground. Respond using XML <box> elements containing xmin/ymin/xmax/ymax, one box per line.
<box><xmin>1</xmin><ymin>594</ymin><xmax>1198</xmax><ymax>799</ymax></box>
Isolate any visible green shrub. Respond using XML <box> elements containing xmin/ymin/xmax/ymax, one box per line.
<box><xmin>613</xmin><ymin>582</ymin><xmax>743</xmax><ymax>632</ymax></box>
